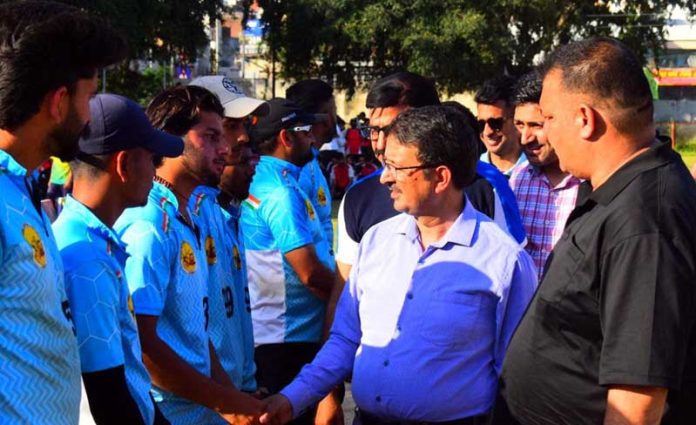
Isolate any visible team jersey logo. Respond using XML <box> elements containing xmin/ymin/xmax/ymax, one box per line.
<box><xmin>317</xmin><ymin>186</ymin><xmax>327</xmax><ymax>207</ymax></box>
<box><xmin>232</xmin><ymin>245</ymin><xmax>242</xmax><ymax>270</ymax></box>
<box><xmin>205</xmin><ymin>235</ymin><xmax>217</xmax><ymax>265</ymax></box>
<box><xmin>305</xmin><ymin>199</ymin><xmax>316</xmax><ymax>220</ymax></box>
<box><xmin>127</xmin><ymin>294</ymin><xmax>135</xmax><ymax>318</ymax></box>
<box><xmin>22</xmin><ymin>224</ymin><xmax>46</xmax><ymax>268</ymax></box>
<box><xmin>180</xmin><ymin>241</ymin><xmax>197</xmax><ymax>273</ymax></box>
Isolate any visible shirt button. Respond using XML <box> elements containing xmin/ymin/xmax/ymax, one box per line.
<box><xmin>383</xmin><ymin>360</ymin><xmax>389</xmax><ymax>366</ymax></box>
<box><xmin>407</xmin><ymin>293</ymin><xmax>414</xmax><ymax>300</ymax></box>
<box><xmin>376</xmin><ymin>396</ymin><xmax>382</xmax><ymax>402</ymax></box>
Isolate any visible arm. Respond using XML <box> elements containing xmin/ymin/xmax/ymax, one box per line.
<box><xmin>322</xmin><ymin>263</ymin><xmax>349</xmax><ymax>338</ymax></box>
<box><xmin>82</xmin><ymin>366</ymin><xmax>145</xmax><ymax>425</ymax></box>
<box><xmin>136</xmin><ymin>315</ymin><xmax>262</xmax><ymax>419</ymax></box>
<box><xmin>284</xmin><ymin>245</ymin><xmax>334</xmax><ymax>301</ymax></box>
<box><xmin>209</xmin><ymin>339</ymin><xmax>235</xmax><ymax>388</ymax></box>
<box><xmin>604</xmin><ymin>386</ymin><xmax>667</xmax><ymax>425</ymax></box>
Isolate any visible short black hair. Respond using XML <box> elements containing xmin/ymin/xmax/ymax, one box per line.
<box><xmin>0</xmin><ymin>1</ymin><xmax>127</xmax><ymax>130</ymax></box>
<box><xmin>512</xmin><ymin>70</ymin><xmax>542</xmax><ymax>106</ymax></box>
<box><xmin>474</xmin><ymin>75</ymin><xmax>517</xmax><ymax>108</ymax></box>
<box><xmin>441</xmin><ymin>101</ymin><xmax>486</xmax><ymax>156</ymax></box>
<box><xmin>146</xmin><ymin>85</ymin><xmax>224</xmax><ymax>136</ymax></box>
<box><xmin>286</xmin><ymin>79</ymin><xmax>334</xmax><ymax>114</ymax></box>
<box><xmin>539</xmin><ymin>36</ymin><xmax>653</xmax><ymax>131</ymax></box>
<box><xmin>366</xmin><ymin>72</ymin><xmax>440</xmax><ymax>109</ymax></box>
<box><xmin>388</xmin><ymin>105</ymin><xmax>478</xmax><ymax>189</ymax></box>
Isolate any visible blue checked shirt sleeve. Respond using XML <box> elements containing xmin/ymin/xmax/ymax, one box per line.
<box><xmin>120</xmin><ymin>220</ymin><xmax>170</xmax><ymax>316</ymax></box>
<box><xmin>65</xmin><ymin>261</ymin><xmax>126</xmax><ymax>373</ymax></box>
<box><xmin>260</xmin><ymin>188</ymin><xmax>314</xmax><ymax>254</ymax></box>
<box><xmin>280</xmin><ymin>272</ymin><xmax>362</xmax><ymax>416</ymax></box>
<box><xmin>494</xmin><ymin>249</ymin><xmax>537</xmax><ymax>374</ymax></box>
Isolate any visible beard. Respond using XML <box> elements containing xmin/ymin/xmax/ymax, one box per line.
<box><xmin>182</xmin><ymin>141</ymin><xmax>220</xmax><ymax>187</ymax></box>
<box><xmin>47</xmin><ymin>104</ymin><xmax>86</xmax><ymax>161</ymax></box>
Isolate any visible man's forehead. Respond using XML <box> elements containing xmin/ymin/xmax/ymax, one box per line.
<box><xmin>368</xmin><ymin>106</ymin><xmax>405</xmax><ymax>124</ymax></box>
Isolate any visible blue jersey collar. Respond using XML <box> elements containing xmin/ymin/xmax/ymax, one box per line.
<box><xmin>62</xmin><ymin>195</ymin><xmax>128</xmax><ymax>255</ymax></box>
<box><xmin>259</xmin><ymin>155</ymin><xmax>301</xmax><ymax>180</ymax></box>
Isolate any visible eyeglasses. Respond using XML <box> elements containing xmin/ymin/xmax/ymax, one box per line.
<box><xmin>364</xmin><ymin>124</ymin><xmax>392</xmax><ymax>140</ymax></box>
<box><xmin>382</xmin><ymin>161</ymin><xmax>441</xmax><ymax>179</ymax></box>
<box><xmin>476</xmin><ymin>117</ymin><xmax>506</xmax><ymax>133</ymax></box>
<box><xmin>289</xmin><ymin>124</ymin><xmax>312</xmax><ymax>133</ymax></box>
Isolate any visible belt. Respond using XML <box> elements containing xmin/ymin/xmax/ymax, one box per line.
<box><xmin>355</xmin><ymin>408</ymin><xmax>490</xmax><ymax>425</ymax></box>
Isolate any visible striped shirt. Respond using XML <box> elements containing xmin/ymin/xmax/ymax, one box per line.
<box><xmin>510</xmin><ymin>164</ymin><xmax>581</xmax><ymax>277</ymax></box>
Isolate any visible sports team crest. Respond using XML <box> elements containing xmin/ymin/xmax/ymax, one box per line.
<box><xmin>317</xmin><ymin>186</ymin><xmax>327</xmax><ymax>207</ymax></box>
<box><xmin>305</xmin><ymin>199</ymin><xmax>316</xmax><ymax>220</ymax></box>
<box><xmin>205</xmin><ymin>235</ymin><xmax>217</xmax><ymax>265</ymax></box>
<box><xmin>22</xmin><ymin>224</ymin><xmax>46</xmax><ymax>268</ymax></box>
<box><xmin>222</xmin><ymin>77</ymin><xmax>244</xmax><ymax>95</ymax></box>
<box><xmin>127</xmin><ymin>294</ymin><xmax>135</xmax><ymax>318</ymax></box>
<box><xmin>180</xmin><ymin>241</ymin><xmax>197</xmax><ymax>273</ymax></box>
<box><xmin>233</xmin><ymin>245</ymin><xmax>242</xmax><ymax>270</ymax></box>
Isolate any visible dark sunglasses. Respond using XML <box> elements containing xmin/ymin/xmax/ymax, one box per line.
<box><xmin>477</xmin><ymin>117</ymin><xmax>506</xmax><ymax>133</ymax></box>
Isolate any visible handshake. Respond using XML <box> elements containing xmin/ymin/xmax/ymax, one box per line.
<box><xmin>221</xmin><ymin>393</ymin><xmax>294</xmax><ymax>425</ymax></box>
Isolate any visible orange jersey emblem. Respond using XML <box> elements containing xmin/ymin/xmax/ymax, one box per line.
<box><xmin>22</xmin><ymin>224</ymin><xmax>46</xmax><ymax>268</ymax></box>
<box><xmin>180</xmin><ymin>241</ymin><xmax>197</xmax><ymax>273</ymax></box>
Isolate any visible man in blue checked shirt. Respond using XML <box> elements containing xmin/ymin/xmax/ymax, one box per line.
<box><xmin>262</xmin><ymin>106</ymin><xmax>537</xmax><ymax>425</ymax></box>
<box><xmin>54</xmin><ymin>94</ymin><xmax>184</xmax><ymax>424</ymax></box>
<box><xmin>189</xmin><ymin>76</ymin><xmax>268</xmax><ymax>395</ymax></box>
<box><xmin>115</xmin><ymin>85</ymin><xmax>263</xmax><ymax>425</ymax></box>
<box><xmin>0</xmin><ymin>3</ymin><xmax>126</xmax><ymax>424</ymax></box>
<box><xmin>242</xmin><ymin>98</ymin><xmax>336</xmax><ymax>425</ymax></box>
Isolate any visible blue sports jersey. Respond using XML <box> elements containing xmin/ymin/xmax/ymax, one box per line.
<box><xmin>241</xmin><ymin>156</ymin><xmax>334</xmax><ymax>345</ymax></box>
<box><xmin>54</xmin><ymin>196</ymin><xmax>154</xmax><ymax>424</ymax></box>
<box><xmin>299</xmin><ymin>148</ymin><xmax>333</xmax><ymax>248</ymax></box>
<box><xmin>189</xmin><ymin>186</ymin><xmax>256</xmax><ymax>391</ymax></box>
<box><xmin>115</xmin><ymin>182</ymin><xmax>221</xmax><ymax>424</ymax></box>
<box><xmin>222</xmin><ymin>202</ymin><xmax>257</xmax><ymax>392</ymax></box>
<box><xmin>0</xmin><ymin>149</ymin><xmax>81</xmax><ymax>424</ymax></box>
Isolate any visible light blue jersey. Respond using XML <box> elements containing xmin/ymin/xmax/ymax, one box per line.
<box><xmin>241</xmin><ymin>156</ymin><xmax>334</xmax><ymax>346</ymax></box>
<box><xmin>189</xmin><ymin>186</ymin><xmax>256</xmax><ymax>392</ymax></box>
<box><xmin>115</xmin><ymin>182</ymin><xmax>220</xmax><ymax>424</ymax></box>
<box><xmin>0</xmin><ymin>149</ymin><xmax>81</xmax><ymax>424</ymax></box>
<box><xmin>221</xmin><ymin>202</ymin><xmax>256</xmax><ymax>392</ymax></box>
<box><xmin>299</xmin><ymin>148</ymin><xmax>333</xmax><ymax>248</ymax></box>
<box><xmin>54</xmin><ymin>196</ymin><xmax>154</xmax><ymax>424</ymax></box>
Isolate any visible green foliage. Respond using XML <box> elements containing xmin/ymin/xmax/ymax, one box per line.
<box><xmin>254</xmin><ymin>0</ymin><xmax>695</xmax><ymax>94</ymax></box>
<box><xmin>102</xmin><ymin>65</ymin><xmax>171</xmax><ymax>106</ymax></box>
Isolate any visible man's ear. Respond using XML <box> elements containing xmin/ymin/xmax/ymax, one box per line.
<box><xmin>114</xmin><ymin>150</ymin><xmax>129</xmax><ymax>182</ymax></box>
<box><xmin>432</xmin><ymin>165</ymin><xmax>452</xmax><ymax>195</ymax></box>
<box><xmin>577</xmin><ymin>103</ymin><xmax>599</xmax><ymax>140</ymax></box>
<box><xmin>45</xmin><ymin>86</ymin><xmax>70</xmax><ymax>123</ymax></box>
<box><xmin>278</xmin><ymin>129</ymin><xmax>293</xmax><ymax>149</ymax></box>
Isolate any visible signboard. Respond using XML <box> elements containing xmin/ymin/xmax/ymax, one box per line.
<box><xmin>652</xmin><ymin>68</ymin><xmax>696</xmax><ymax>86</ymax></box>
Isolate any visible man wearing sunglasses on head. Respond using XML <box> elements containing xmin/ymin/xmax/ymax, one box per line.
<box><xmin>475</xmin><ymin>76</ymin><xmax>527</xmax><ymax>178</ymax></box>
<box><xmin>241</xmin><ymin>98</ymin><xmax>336</xmax><ymax>425</ymax></box>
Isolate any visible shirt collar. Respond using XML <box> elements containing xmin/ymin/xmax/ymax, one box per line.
<box><xmin>151</xmin><ymin>180</ymin><xmax>179</xmax><ymax>209</ymax></box>
<box><xmin>0</xmin><ymin>149</ymin><xmax>28</xmax><ymax>177</ymax></box>
<box><xmin>588</xmin><ymin>140</ymin><xmax>674</xmax><ymax>206</ymax></box>
<box><xmin>527</xmin><ymin>164</ymin><xmax>582</xmax><ymax>189</ymax></box>
<box><xmin>394</xmin><ymin>197</ymin><xmax>478</xmax><ymax>248</ymax></box>
<box><xmin>259</xmin><ymin>155</ymin><xmax>302</xmax><ymax>180</ymax></box>
<box><xmin>62</xmin><ymin>195</ymin><xmax>127</xmax><ymax>254</ymax></box>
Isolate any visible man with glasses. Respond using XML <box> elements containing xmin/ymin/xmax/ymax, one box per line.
<box><xmin>241</xmin><ymin>98</ymin><xmax>336</xmax><ymax>425</ymax></box>
<box><xmin>475</xmin><ymin>76</ymin><xmax>527</xmax><ymax>177</ymax></box>
<box><xmin>261</xmin><ymin>105</ymin><xmax>537</xmax><ymax>425</ymax></box>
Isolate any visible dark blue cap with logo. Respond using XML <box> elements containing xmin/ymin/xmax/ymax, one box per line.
<box><xmin>79</xmin><ymin>94</ymin><xmax>184</xmax><ymax>157</ymax></box>
<box><xmin>248</xmin><ymin>97</ymin><xmax>323</xmax><ymax>143</ymax></box>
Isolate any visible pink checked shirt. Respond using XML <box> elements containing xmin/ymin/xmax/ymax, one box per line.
<box><xmin>510</xmin><ymin>164</ymin><xmax>582</xmax><ymax>278</ymax></box>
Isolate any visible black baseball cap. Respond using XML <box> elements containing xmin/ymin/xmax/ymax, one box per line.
<box><xmin>79</xmin><ymin>94</ymin><xmax>184</xmax><ymax>157</ymax></box>
<box><xmin>248</xmin><ymin>97</ymin><xmax>324</xmax><ymax>143</ymax></box>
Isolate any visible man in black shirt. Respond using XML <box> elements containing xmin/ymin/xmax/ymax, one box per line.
<box><xmin>493</xmin><ymin>37</ymin><xmax>696</xmax><ymax>424</ymax></box>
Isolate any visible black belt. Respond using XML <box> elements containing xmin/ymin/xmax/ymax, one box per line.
<box><xmin>355</xmin><ymin>408</ymin><xmax>490</xmax><ymax>425</ymax></box>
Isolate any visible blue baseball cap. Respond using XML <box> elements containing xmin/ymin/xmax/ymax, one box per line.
<box><xmin>79</xmin><ymin>94</ymin><xmax>184</xmax><ymax>157</ymax></box>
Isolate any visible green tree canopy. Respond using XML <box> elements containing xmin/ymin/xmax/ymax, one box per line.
<box><xmin>253</xmin><ymin>0</ymin><xmax>695</xmax><ymax>94</ymax></box>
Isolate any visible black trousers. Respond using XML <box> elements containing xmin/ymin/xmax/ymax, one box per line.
<box><xmin>255</xmin><ymin>342</ymin><xmax>322</xmax><ymax>425</ymax></box>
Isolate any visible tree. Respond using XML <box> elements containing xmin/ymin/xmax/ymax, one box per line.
<box><xmin>251</xmin><ymin>0</ymin><xmax>695</xmax><ymax>94</ymax></box>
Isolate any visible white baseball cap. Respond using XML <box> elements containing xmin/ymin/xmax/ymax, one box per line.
<box><xmin>189</xmin><ymin>76</ymin><xmax>269</xmax><ymax>118</ymax></box>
